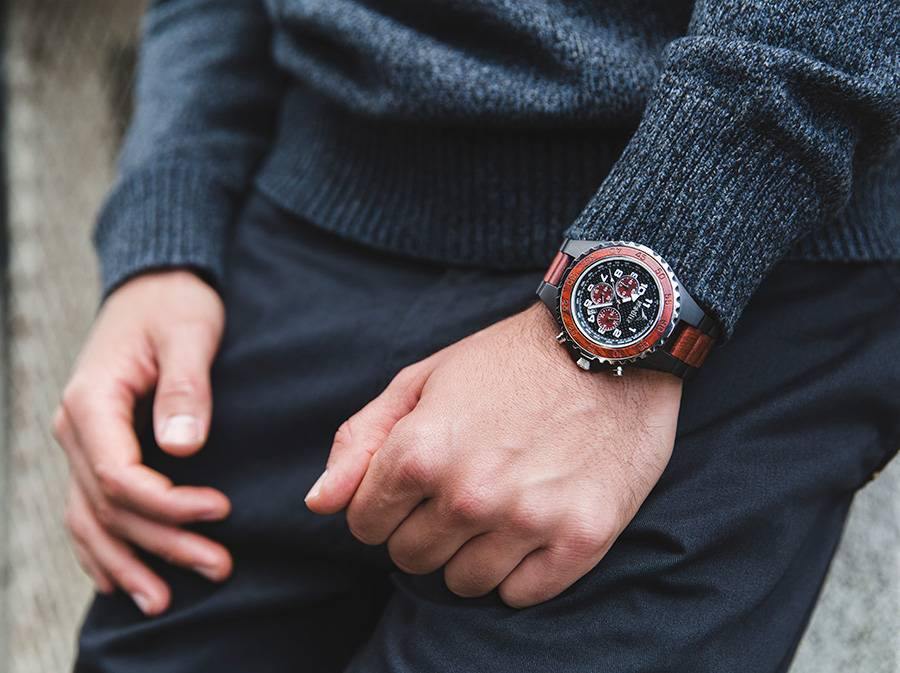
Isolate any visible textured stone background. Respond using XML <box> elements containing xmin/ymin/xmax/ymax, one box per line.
<box><xmin>0</xmin><ymin>1</ymin><xmax>897</xmax><ymax>671</ymax></box>
<box><xmin>2</xmin><ymin>2</ymin><xmax>141</xmax><ymax>671</ymax></box>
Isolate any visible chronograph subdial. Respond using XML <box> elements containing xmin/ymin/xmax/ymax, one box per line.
<box><xmin>589</xmin><ymin>282</ymin><xmax>614</xmax><ymax>306</ymax></box>
<box><xmin>541</xmin><ymin>240</ymin><xmax>717</xmax><ymax>378</ymax></box>
<box><xmin>615</xmin><ymin>275</ymin><xmax>641</xmax><ymax>302</ymax></box>
<box><xmin>571</xmin><ymin>257</ymin><xmax>661</xmax><ymax>349</ymax></box>
<box><xmin>595</xmin><ymin>307</ymin><xmax>621</xmax><ymax>334</ymax></box>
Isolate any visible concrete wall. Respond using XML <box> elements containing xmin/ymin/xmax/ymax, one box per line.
<box><xmin>2</xmin><ymin>2</ymin><xmax>142</xmax><ymax>671</ymax></box>
<box><xmin>0</xmin><ymin>1</ymin><xmax>897</xmax><ymax>671</ymax></box>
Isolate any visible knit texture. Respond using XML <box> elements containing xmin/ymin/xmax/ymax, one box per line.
<box><xmin>96</xmin><ymin>0</ymin><xmax>900</xmax><ymax>335</ymax></box>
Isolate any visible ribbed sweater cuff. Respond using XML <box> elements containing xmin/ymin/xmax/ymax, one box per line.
<box><xmin>566</xmin><ymin>77</ymin><xmax>820</xmax><ymax>337</ymax></box>
<box><xmin>93</xmin><ymin>164</ymin><xmax>235</xmax><ymax>298</ymax></box>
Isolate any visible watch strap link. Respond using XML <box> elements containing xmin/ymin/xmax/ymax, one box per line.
<box><xmin>668</xmin><ymin>322</ymin><xmax>716</xmax><ymax>369</ymax></box>
<box><xmin>543</xmin><ymin>250</ymin><xmax>573</xmax><ymax>287</ymax></box>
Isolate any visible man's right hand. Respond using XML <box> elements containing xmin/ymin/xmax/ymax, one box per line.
<box><xmin>52</xmin><ymin>270</ymin><xmax>231</xmax><ymax>616</ymax></box>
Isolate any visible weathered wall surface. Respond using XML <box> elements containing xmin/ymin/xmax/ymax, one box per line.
<box><xmin>0</xmin><ymin>1</ymin><xmax>896</xmax><ymax>671</ymax></box>
<box><xmin>2</xmin><ymin>2</ymin><xmax>142</xmax><ymax>671</ymax></box>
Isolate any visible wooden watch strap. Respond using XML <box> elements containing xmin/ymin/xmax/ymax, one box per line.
<box><xmin>667</xmin><ymin>323</ymin><xmax>716</xmax><ymax>369</ymax></box>
<box><xmin>543</xmin><ymin>251</ymin><xmax>573</xmax><ymax>287</ymax></box>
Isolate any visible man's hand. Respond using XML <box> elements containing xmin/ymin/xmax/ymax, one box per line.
<box><xmin>53</xmin><ymin>270</ymin><xmax>231</xmax><ymax>616</ymax></box>
<box><xmin>305</xmin><ymin>304</ymin><xmax>681</xmax><ymax>608</ymax></box>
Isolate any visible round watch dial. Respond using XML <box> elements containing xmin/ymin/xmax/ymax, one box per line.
<box><xmin>571</xmin><ymin>258</ymin><xmax>662</xmax><ymax>348</ymax></box>
<box><xmin>590</xmin><ymin>282</ymin><xmax>614</xmax><ymax>306</ymax></box>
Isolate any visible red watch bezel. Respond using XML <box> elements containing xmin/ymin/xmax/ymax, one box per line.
<box><xmin>559</xmin><ymin>245</ymin><xmax>677</xmax><ymax>360</ymax></box>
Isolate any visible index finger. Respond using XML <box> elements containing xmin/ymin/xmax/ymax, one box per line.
<box><xmin>60</xmin><ymin>387</ymin><xmax>229</xmax><ymax>524</ymax></box>
<box><xmin>94</xmin><ymin>462</ymin><xmax>230</xmax><ymax>524</ymax></box>
<box><xmin>345</xmin><ymin>415</ymin><xmax>437</xmax><ymax>544</ymax></box>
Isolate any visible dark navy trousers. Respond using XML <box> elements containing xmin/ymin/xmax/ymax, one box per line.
<box><xmin>76</xmin><ymin>192</ymin><xmax>900</xmax><ymax>672</ymax></box>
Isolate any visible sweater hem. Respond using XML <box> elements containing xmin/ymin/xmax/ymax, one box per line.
<box><xmin>255</xmin><ymin>88</ymin><xmax>899</xmax><ymax>289</ymax></box>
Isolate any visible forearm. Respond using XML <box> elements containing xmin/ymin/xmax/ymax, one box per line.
<box><xmin>566</xmin><ymin>0</ymin><xmax>899</xmax><ymax>336</ymax></box>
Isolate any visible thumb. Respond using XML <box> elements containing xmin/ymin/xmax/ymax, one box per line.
<box><xmin>152</xmin><ymin>321</ymin><xmax>220</xmax><ymax>457</ymax></box>
<box><xmin>306</xmin><ymin>360</ymin><xmax>434</xmax><ymax>514</ymax></box>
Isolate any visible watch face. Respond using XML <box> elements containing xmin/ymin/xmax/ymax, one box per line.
<box><xmin>557</xmin><ymin>243</ymin><xmax>678</xmax><ymax>362</ymax></box>
<box><xmin>571</xmin><ymin>258</ymin><xmax>662</xmax><ymax>348</ymax></box>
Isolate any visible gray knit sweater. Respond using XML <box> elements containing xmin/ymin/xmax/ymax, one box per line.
<box><xmin>96</xmin><ymin>0</ymin><xmax>899</xmax><ymax>335</ymax></box>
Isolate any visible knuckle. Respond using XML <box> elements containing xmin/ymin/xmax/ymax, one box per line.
<box><xmin>506</xmin><ymin>501</ymin><xmax>545</xmax><ymax>539</ymax></box>
<box><xmin>498</xmin><ymin>583</ymin><xmax>539</xmax><ymax>609</ymax></box>
<box><xmin>444</xmin><ymin>575</ymin><xmax>471</xmax><ymax>598</ymax></box>
<box><xmin>176</xmin><ymin>316</ymin><xmax>221</xmax><ymax>343</ymax></box>
<box><xmin>105</xmin><ymin>557</ymin><xmax>133</xmax><ymax>584</ymax></box>
<box><xmin>387</xmin><ymin>548</ymin><xmax>417</xmax><ymax>574</ymax></box>
<box><xmin>563</xmin><ymin>516</ymin><xmax>615</xmax><ymax>558</ymax></box>
<box><xmin>158</xmin><ymin>375</ymin><xmax>202</xmax><ymax>400</ymax></box>
<box><xmin>345</xmin><ymin>510</ymin><xmax>381</xmax><ymax>546</ymax></box>
<box><xmin>445</xmin><ymin>486</ymin><xmax>491</xmax><ymax>525</ymax></box>
<box><xmin>592</xmin><ymin>511</ymin><xmax>621</xmax><ymax>545</ymax></box>
<box><xmin>64</xmin><ymin>509</ymin><xmax>87</xmax><ymax>543</ymax></box>
<box><xmin>93</xmin><ymin>499</ymin><xmax>118</xmax><ymax>530</ymax></box>
<box><xmin>94</xmin><ymin>503</ymin><xmax>118</xmax><ymax>531</ymax></box>
<box><xmin>332</xmin><ymin>420</ymin><xmax>354</xmax><ymax>451</ymax></box>
<box><xmin>445</xmin><ymin>563</ymin><xmax>493</xmax><ymax>598</ymax></box>
<box><xmin>387</xmin><ymin>539</ymin><xmax>430</xmax><ymax>575</ymax></box>
<box><xmin>393</xmin><ymin>448</ymin><xmax>435</xmax><ymax>487</ymax></box>
<box><xmin>395</xmin><ymin>417</ymin><xmax>440</xmax><ymax>454</ymax></box>
<box><xmin>156</xmin><ymin>534</ymin><xmax>188</xmax><ymax>565</ymax></box>
<box><xmin>94</xmin><ymin>465</ymin><xmax>125</xmax><ymax>502</ymax></box>
<box><xmin>392</xmin><ymin>365</ymin><xmax>419</xmax><ymax>388</ymax></box>
<box><xmin>60</xmin><ymin>380</ymin><xmax>90</xmax><ymax>418</ymax></box>
<box><xmin>344</xmin><ymin>507</ymin><xmax>362</xmax><ymax>535</ymax></box>
<box><xmin>347</xmin><ymin>524</ymin><xmax>381</xmax><ymax>546</ymax></box>
<box><xmin>51</xmin><ymin>406</ymin><xmax>69</xmax><ymax>442</ymax></box>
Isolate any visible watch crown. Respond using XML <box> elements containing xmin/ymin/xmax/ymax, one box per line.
<box><xmin>576</xmin><ymin>357</ymin><xmax>592</xmax><ymax>371</ymax></box>
<box><xmin>612</xmin><ymin>365</ymin><xmax>624</xmax><ymax>377</ymax></box>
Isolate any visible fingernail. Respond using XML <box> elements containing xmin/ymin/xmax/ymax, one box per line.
<box><xmin>161</xmin><ymin>415</ymin><xmax>201</xmax><ymax>446</ymax></box>
<box><xmin>193</xmin><ymin>564</ymin><xmax>223</xmax><ymax>582</ymax></box>
<box><xmin>198</xmin><ymin>507</ymin><xmax>227</xmax><ymax>522</ymax></box>
<box><xmin>132</xmin><ymin>592</ymin><xmax>153</xmax><ymax>615</ymax></box>
<box><xmin>305</xmin><ymin>470</ymin><xmax>328</xmax><ymax>502</ymax></box>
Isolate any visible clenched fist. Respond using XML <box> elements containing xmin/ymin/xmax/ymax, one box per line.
<box><xmin>306</xmin><ymin>304</ymin><xmax>681</xmax><ymax>608</ymax></box>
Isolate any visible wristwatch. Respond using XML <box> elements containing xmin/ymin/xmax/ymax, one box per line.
<box><xmin>536</xmin><ymin>240</ymin><xmax>720</xmax><ymax>379</ymax></box>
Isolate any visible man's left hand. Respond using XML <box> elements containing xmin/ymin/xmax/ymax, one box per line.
<box><xmin>305</xmin><ymin>304</ymin><xmax>681</xmax><ymax>608</ymax></box>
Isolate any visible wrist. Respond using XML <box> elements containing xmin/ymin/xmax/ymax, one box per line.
<box><xmin>520</xmin><ymin>303</ymin><xmax>683</xmax><ymax>392</ymax></box>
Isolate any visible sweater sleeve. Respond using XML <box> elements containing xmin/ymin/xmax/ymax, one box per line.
<box><xmin>94</xmin><ymin>0</ymin><xmax>285</xmax><ymax>296</ymax></box>
<box><xmin>564</xmin><ymin>0</ymin><xmax>899</xmax><ymax>337</ymax></box>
